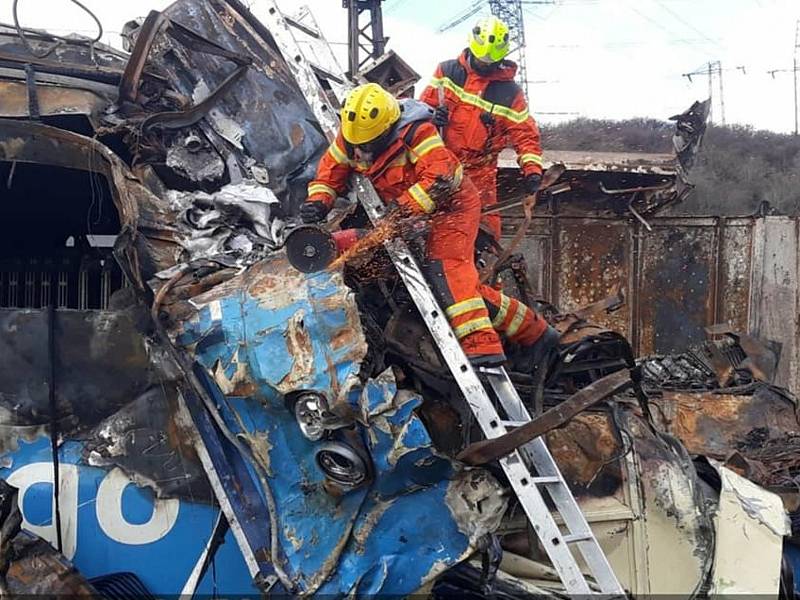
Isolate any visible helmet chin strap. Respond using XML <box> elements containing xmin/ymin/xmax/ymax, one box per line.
<box><xmin>469</xmin><ymin>51</ymin><xmax>501</xmax><ymax>75</ymax></box>
<box><xmin>354</xmin><ymin>123</ymin><xmax>398</xmax><ymax>161</ymax></box>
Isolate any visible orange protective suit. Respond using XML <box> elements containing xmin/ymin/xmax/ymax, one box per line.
<box><xmin>421</xmin><ymin>50</ymin><xmax>543</xmax><ymax>240</ymax></box>
<box><xmin>306</xmin><ymin>100</ymin><xmax>548</xmax><ymax>359</ymax></box>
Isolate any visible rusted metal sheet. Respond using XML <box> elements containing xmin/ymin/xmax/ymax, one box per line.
<box><xmin>514</xmin><ymin>212</ymin><xmax>800</xmax><ymax>394</ymax></box>
<box><xmin>500</xmin><ymin>218</ymin><xmax>551</xmax><ymax>299</ymax></box>
<box><xmin>0</xmin><ymin>81</ymin><xmax>108</xmax><ymax>120</ymax></box>
<box><xmin>717</xmin><ymin>219</ymin><xmax>753</xmax><ymax>333</ymax></box>
<box><xmin>555</xmin><ymin>219</ymin><xmax>632</xmax><ymax>339</ymax></box>
<box><xmin>637</xmin><ymin>222</ymin><xmax>718</xmax><ymax>355</ymax></box>
<box><xmin>546</xmin><ymin>412</ymin><xmax>625</xmax><ymax>499</ymax></box>
<box><xmin>649</xmin><ymin>385</ymin><xmax>799</xmax><ymax>461</ymax></box>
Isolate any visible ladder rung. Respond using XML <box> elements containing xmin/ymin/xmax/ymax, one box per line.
<box><xmin>500</xmin><ymin>419</ymin><xmax>529</xmax><ymax>428</ymax></box>
<box><xmin>476</xmin><ymin>366</ymin><xmax>505</xmax><ymax>376</ymax></box>
<box><xmin>561</xmin><ymin>533</ymin><xmax>593</xmax><ymax>544</ymax></box>
<box><xmin>310</xmin><ymin>64</ymin><xmax>346</xmax><ymax>85</ymax></box>
<box><xmin>284</xmin><ymin>15</ymin><xmax>321</xmax><ymax>39</ymax></box>
<box><xmin>530</xmin><ymin>476</ymin><xmax>561</xmax><ymax>484</ymax></box>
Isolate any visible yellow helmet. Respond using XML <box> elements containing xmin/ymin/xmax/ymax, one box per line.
<box><xmin>468</xmin><ymin>16</ymin><xmax>510</xmax><ymax>64</ymax></box>
<box><xmin>340</xmin><ymin>83</ymin><xmax>401</xmax><ymax>145</ymax></box>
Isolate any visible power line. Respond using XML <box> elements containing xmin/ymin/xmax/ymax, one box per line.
<box><xmin>624</xmin><ymin>2</ymin><xmax>686</xmax><ymax>38</ymax></box>
<box><xmin>543</xmin><ymin>37</ymin><xmax>721</xmax><ymax>49</ymax></box>
<box><xmin>682</xmin><ymin>61</ymin><xmax>746</xmax><ymax>125</ymax></box>
<box><xmin>383</xmin><ymin>0</ymin><xmax>408</xmax><ymax>14</ymax></box>
<box><xmin>438</xmin><ymin>0</ymin><xmax>486</xmax><ymax>32</ymax></box>
<box><xmin>652</xmin><ymin>0</ymin><xmax>726</xmax><ymax>52</ymax></box>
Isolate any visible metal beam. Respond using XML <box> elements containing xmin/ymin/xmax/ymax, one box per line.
<box><xmin>344</xmin><ymin>0</ymin><xmax>387</xmax><ymax>77</ymax></box>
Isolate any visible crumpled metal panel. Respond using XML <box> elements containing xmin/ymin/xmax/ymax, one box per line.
<box><xmin>618</xmin><ymin>409</ymin><xmax>715</xmax><ymax>595</ymax></box>
<box><xmin>175</xmin><ymin>255</ymin><xmax>507</xmax><ymax>595</ymax></box>
<box><xmin>0</xmin><ymin>308</ymin><xmax>210</xmax><ymax>500</ymax></box>
<box><xmin>167</xmin><ymin>181</ymin><xmax>284</xmax><ymax>263</ymax></box>
<box><xmin>127</xmin><ymin>0</ymin><xmax>328</xmax><ymax>215</ymax></box>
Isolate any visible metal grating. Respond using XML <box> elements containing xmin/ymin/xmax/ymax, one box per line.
<box><xmin>0</xmin><ymin>254</ymin><xmax>125</xmax><ymax>310</ymax></box>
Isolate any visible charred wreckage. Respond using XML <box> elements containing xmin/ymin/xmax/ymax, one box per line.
<box><xmin>0</xmin><ymin>0</ymin><xmax>799</xmax><ymax>597</ymax></box>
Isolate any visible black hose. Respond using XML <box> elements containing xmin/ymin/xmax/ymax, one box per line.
<box><xmin>12</xmin><ymin>0</ymin><xmax>103</xmax><ymax>59</ymax></box>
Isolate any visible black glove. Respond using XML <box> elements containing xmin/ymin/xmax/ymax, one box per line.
<box><xmin>524</xmin><ymin>173</ymin><xmax>542</xmax><ymax>195</ymax></box>
<box><xmin>432</xmin><ymin>105</ymin><xmax>449</xmax><ymax>128</ymax></box>
<box><xmin>300</xmin><ymin>200</ymin><xmax>331</xmax><ymax>224</ymax></box>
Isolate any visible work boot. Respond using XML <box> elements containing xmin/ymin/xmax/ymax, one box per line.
<box><xmin>469</xmin><ymin>353</ymin><xmax>507</xmax><ymax>368</ymax></box>
<box><xmin>461</xmin><ymin>330</ymin><xmax>507</xmax><ymax>368</ymax></box>
<box><xmin>515</xmin><ymin>325</ymin><xmax>560</xmax><ymax>375</ymax></box>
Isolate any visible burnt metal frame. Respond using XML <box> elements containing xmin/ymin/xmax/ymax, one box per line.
<box><xmin>344</xmin><ymin>0</ymin><xmax>387</xmax><ymax>77</ymax></box>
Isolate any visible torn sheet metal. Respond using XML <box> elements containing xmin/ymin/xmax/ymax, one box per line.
<box><xmin>709</xmin><ymin>464</ymin><xmax>790</xmax><ymax>595</ymax></box>
<box><xmin>174</xmin><ymin>254</ymin><xmax>507</xmax><ymax>595</ymax></box>
<box><xmin>607</xmin><ymin>408</ymin><xmax>715</xmax><ymax>596</ymax></box>
<box><xmin>0</xmin><ymin>436</ymin><xmax>257</xmax><ymax>595</ymax></box>
<box><xmin>497</xmin><ymin>101</ymin><xmax>707</xmax><ymax>219</ymax></box>
<box><xmin>118</xmin><ymin>0</ymin><xmax>328</xmax><ymax>215</ymax></box>
<box><xmin>167</xmin><ymin>181</ymin><xmax>284</xmax><ymax>262</ymax></box>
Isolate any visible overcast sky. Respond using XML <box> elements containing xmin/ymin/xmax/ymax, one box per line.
<box><xmin>3</xmin><ymin>0</ymin><xmax>798</xmax><ymax>132</ymax></box>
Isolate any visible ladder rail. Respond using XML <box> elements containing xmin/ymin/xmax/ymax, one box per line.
<box><xmin>288</xmin><ymin>5</ymin><xmax>349</xmax><ymax>104</ymax></box>
<box><xmin>487</xmin><ymin>370</ymin><xmax>625</xmax><ymax>595</ymax></box>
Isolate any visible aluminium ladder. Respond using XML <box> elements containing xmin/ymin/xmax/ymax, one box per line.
<box><xmin>257</xmin><ymin>2</ymin><xmax>625</xmax><ymax>595</ymax></box>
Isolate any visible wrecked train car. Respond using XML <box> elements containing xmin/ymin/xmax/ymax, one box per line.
<box><xmin>0</xmin><ymin>0</ymin><xmax>798</xmax><ymax>597</ymax></box>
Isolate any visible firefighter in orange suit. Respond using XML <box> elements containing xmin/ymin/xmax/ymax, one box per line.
<box><xmin>420</xmin><ymin>15</ymin><xmax>543</xmax><ymax>241</ymax></box>
<box><xmin>301</xmin><ymin>83</ymin><xmax>556</xmax><ymax>367</ymax></box>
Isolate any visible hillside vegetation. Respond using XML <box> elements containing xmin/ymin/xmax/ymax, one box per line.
<box><xmin>540</xmin><ymin>119</ymin><xmax>800</xmax><ymax>215</ymax></box>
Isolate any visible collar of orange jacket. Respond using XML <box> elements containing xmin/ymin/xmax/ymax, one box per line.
<box><xmin>458</xmin><ymin>48</ymin><xmax>518</xmax><ymax>83</ymax></box>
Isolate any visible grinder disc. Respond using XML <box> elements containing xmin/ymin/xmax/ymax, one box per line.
<box><xmin>285</xmin><ymin>225</ymin><xmax>337</xmax><ymax>273</ymax></box>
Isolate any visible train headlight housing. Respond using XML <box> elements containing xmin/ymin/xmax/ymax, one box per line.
<box><xmin>293</xmin><ymin>392</ymin><xmax>328</xmax><ymax>441</ymax></box>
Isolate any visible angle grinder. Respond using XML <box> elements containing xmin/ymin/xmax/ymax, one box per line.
<box><xmin>285</xmin><ymin>225</ymin><xmax>367</xmax><ymax>273</ymax></box>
